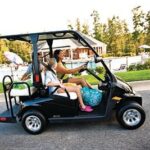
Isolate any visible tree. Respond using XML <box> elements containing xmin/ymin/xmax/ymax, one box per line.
<box><xmin>90</xmin><ymin>10</ymin><xmax>103</xmax><ymax>41</ymax></box>
<box><xmin>103</xmin><ymin>16</ymin><xmax>132</xmax><ymax>56</ymax></box>
<box><xmin>145</xmin><ymin>11</ymin><xmax>150</xmax><ymax>44</ymax></box>
<box><xmin>82</xmin><ymin>23</ymin><xmax>90</xmax><ymax>35</ymax></box>
<box><xmin>75</xmin><ymin>18</ymin><xmax>81</xmax><ymax>32</ymax></box>
<box><xmin>0</xmin><ymin>40</ymin><xmax>9</xmax><ymax>63</ymax></box>
<box><xmin>67</xmin><ymin>21</ymin><xmax>74</xmax><ymax>30</ymax></box>
<box><xmin>132</xmin><ymin>6</ymin><xmax>146</xmax><ymax>54</ymax></box>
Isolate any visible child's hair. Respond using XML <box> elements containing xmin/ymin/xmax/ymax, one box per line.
<box><xmin>49</xmin><ymin>58</ymin><xmax>57</xmax><ymax>66</ymax></box>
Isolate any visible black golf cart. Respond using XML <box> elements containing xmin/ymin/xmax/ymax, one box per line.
<box><xmin>0</xmin><ymin>30</ymin><xmax>146</xmax><ymax>134</ymax></box>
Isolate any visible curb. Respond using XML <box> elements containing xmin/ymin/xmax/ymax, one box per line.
<box><xmin>128</xmin><ymin>80</ymin><xmax>150</xmax><ymax>84</ymax></box>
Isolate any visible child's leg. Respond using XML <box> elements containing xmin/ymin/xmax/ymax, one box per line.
<box><xmin>57</xmin><ymin>85</ymin><xmax>85</xmax><ymax>108</ymax></box>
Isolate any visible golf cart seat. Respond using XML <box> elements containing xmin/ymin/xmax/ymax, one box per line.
<box><xmin>10</xmin><ymin>86</ymin><xmax>37</xmax><ymax>97</ymax></box>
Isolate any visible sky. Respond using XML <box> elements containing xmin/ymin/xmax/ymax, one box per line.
<box><xmin>0</xmin><ymin>0</ymin><xmax>149</xmax><ymax>35</ymax></box>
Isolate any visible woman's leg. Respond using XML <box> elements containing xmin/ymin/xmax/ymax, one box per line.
<box><xmin>68</xmin><ymin>77</ymin><xmax>92</xmax><ymax>88</ymax></box>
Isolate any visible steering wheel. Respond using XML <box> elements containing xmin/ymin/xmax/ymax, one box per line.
<box><xmin>79</xmin><ymin>61</ymin><xmax>89</xmax><ymax>73</ymax></box>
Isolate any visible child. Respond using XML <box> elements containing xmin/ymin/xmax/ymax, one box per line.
<box><xmin>41</xmin><ymin>58</ymin><xmax>93</xmax><ymax>112</ymax></box>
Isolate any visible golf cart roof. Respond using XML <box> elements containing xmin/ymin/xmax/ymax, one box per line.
<box><xmin>0</xmin><ymin>30</ymin><xmax>100</xmax><ymax>58</ymax></box>
<box><xmin>0</xmin><ymin>30</ymin><xmax>82</xmax><ymax>42</ymax></box>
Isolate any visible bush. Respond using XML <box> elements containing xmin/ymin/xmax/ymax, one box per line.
<box><xmin>127</xmin><ymin>58</ymin><xmax>150</xmax><ymax>71</ymax></box>
<box><xmin>136</xmin><ymin>63</ymin><xmax>145</xmax><ymax>70</ymax></box>
<box><xmin>95</xmin><ymin>66</ymin><xmax>105</xmax><ymax>74</ymax></box>
<box><xmin>144</xmin><ymin>59</ymin><xmax>150</xmax><ymax>69</ymax></box>
<box><xmin>127</xmin><ymin>64</ymin><xmax>137</xmax><ymax>71</ymax></box>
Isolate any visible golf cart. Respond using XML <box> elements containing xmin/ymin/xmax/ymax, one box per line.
<box><xmin>0</xmin><ymin>30</ymin><xmax>146</xmax><ymax>134</ymax></box>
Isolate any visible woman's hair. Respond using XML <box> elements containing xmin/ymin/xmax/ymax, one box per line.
<box><xmin>53</xmin><ymin>49</ymin><xmax>62</xmax><ymax>62</ymax></box>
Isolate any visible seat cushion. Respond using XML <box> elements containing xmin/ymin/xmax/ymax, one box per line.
<box><xmin>54</xmin><ymin>92</ymin><xmax>77</xmax><ymax>100</ymax></box>
<box><xmin>10</xmin><ymin>87</ymin><xmax>37</xmax><ymax>97</ymax></box>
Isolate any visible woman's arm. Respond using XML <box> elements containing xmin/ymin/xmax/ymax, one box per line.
<box><xmin>56</xmin><ymin>62</ymin><xmax>83</xmax><ymax>74</ymax></box>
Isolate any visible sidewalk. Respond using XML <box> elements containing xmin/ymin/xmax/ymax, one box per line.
<box><xmin>128</xmin><ymin>80</ymin><xmax>150</xmax><ymax>91</ymax></box>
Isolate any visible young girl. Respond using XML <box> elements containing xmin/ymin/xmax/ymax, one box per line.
<box><xmin>41</xmin><ymin>58</ymin><xmax>93</xmax><ymax>112</ymax></box>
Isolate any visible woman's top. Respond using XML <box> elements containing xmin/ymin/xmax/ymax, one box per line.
<box><xmin>41</xmin><ymin>70</ymin><xmax>60</xmax><ymax>94</ymax></box>
<box><xmin>56</xmin><ymin>61</ymin><xmax>80</xmax><ymax>79</ymax></box>
<box><xmin>56</xmin><ymin>62</ymin><xmax>66</xmax><ymax>79</ymax></box>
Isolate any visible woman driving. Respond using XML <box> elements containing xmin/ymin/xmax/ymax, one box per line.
<box><xmin>53</xmin><ymin>49</ymin><xmax>92</xmax><ymax>88</ymax></box>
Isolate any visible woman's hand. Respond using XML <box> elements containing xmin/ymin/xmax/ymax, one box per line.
<box><xmin>78</xmin><ymin>64</ymin><xmax>87</xmax><ymax>72</ymax></box>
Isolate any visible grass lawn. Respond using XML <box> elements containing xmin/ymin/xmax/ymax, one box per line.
<box><xmin>81</xmin><ymin>69</ymin><xmax>150</xmax><ymax>84</ymax></box>
<box><xmin>0</xmin><ymin>83</ymin><xmax>3</xmax><ymax>93</ymax></box>
<box><xmin>0</xmin><ymin>70</ymin><xmax>149</xmax><ymax>93</ymax></box>
<box><xmin>115</xmin><ymin>69</ymin><xmax>150</xmax><ymax>82</ymax></box>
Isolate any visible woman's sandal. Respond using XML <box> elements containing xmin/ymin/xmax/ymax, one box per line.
<box><xmin>80</xmin><ymin>105</ymin><xmax>93</xmax><ymax>112</ymax></box>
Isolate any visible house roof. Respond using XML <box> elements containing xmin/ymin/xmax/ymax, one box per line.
<box><xmin>82</xmin><ymin>34</ymin><xmax>107</xmax><ymax>47</ymax></box>
<box><xmin>39</xmin><ymin>33</ymin><xmax>107</xmax><ymax>50</ymax></box>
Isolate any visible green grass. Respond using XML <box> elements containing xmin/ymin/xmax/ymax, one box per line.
<box><xmin>78</xmin><ymin>70</ymin><xmax>150</xmax><ymax>84</ymax></box>
<box><xmin>115</xmin><ymin>69</ymin><xmax>150</xmax><ymax>82</ymax></box>
<box><xmin>0</xmin><ymin>83</ymin><xmax>3</xmax><ymax>93</ymax></box>
<box><xmin>80</xmin><ymin>74</ymin><xmax>104</xmax><ymax>85</ymax></box>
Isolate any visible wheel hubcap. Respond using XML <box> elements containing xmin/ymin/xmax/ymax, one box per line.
<box><xmin>123</xmin><ymin>109</ymin><xmax>141</xmax><ymax>126</ymax></box>
<box><xmin>25</xmin><ymin>115</ymin><xmax>41</xmax><ymax>132</ymax></box>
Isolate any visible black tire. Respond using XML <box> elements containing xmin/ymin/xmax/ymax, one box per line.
<box><xmin>116</xmin><ymin>102</ymin><xmax>146</xmax><ymax>129</ymax></box>
<box><xmin>22</xmin><ymin>110</ymin><xmax>47</xmax><ymax>134</ymax></box>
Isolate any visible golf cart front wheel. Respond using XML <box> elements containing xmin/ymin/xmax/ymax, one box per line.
<box><xmin>116</xmin><ymin>102</ymin><xmax>146</xmax><ymax>129</ymax></box>
<box><xmin>22</xmin><ymin>110</ymin><xmax>47</xmax><ymax>134</ymax></box>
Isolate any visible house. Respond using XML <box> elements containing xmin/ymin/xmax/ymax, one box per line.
<box><xmin>38</xmin><ymin>33</ymin><xmax>107</xmax><ymax>60</ymax></box>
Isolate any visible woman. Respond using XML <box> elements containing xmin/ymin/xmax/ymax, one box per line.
<box><xmin>42</xmin><ymin>58</ymin><xmax>93</xmax><ymax>112</ymax></box>
<box><xmin>53</xmin><ymin>49</ymin><xmax>92</xmax><ymax>88</ymax></box>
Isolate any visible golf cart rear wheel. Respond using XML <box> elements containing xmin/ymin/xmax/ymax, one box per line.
<box><xmin>22</xmin><ymin>110</ymin><xmax>47</xmax><ymax>134</ymax></box>
<box><xmin>116</xmin><ymin>102</ymin><xmax>146</xmax><ymax>129</ymax></box>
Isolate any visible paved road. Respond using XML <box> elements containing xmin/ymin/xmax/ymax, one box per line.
<box><xmin>0</xmin><ymin>82</ymin><xmax>149</xmax><ymax>150</ymax></box>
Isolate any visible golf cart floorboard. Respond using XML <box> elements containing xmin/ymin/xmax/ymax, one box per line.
<box><xmin>78</xmin><ymin>104</ymin><xmax>106</xmax><ymax>116</ymax></box>
<box><xmin>0</xmin><ymin>104</ymin><xmax>20</xmax><ymax>117</ymax></box>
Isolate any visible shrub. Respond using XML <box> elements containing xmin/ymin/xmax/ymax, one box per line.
<box><xmin>144</xmin><ymin>59</ymin><xmax>150</xmax><ymax>69</ymax></box>
<box><xmin>95</xmin><ymin>66</ymin><xmax>105</xmax><ymax>74</ymax></box>
<box><xmin>127</xmin><ymin>58</ymin><xmax>150</xmax><ymax>71</ymax></box>
<box><xmin>136</xmin><ymin>63</ymin><xmax>145</xmax><ymax>70</ymax></box>
<box><xmin>127</xmin><ymin>64</ymin><xmax>137</xmax><ymax>71</ymax></box>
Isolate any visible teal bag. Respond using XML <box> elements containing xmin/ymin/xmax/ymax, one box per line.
<box><xmin>81</xmin><ymin>87</ymin><xmax>103</xmax><ymax>107</ymax></box>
